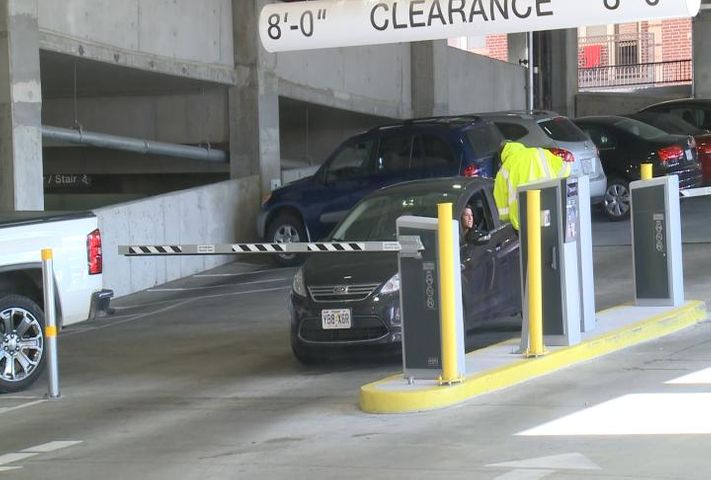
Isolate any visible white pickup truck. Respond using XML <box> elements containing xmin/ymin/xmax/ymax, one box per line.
<box><xmin>0</xmin><ymin>212</ymin><xmax>112</xmax><ymax>393</ymax></box>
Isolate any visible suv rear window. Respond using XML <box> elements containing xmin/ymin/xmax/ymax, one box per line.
<box><xmin>465</xmin><ymin>123</ymin><xmax>503</xmax><ymax>157</ymax></box>
<box><xmin>539</xmin><ymin>117</ymin><xmax>588</xmax><ymax>142</ymax></box>
<box><xmin>495</xmin><ymin>122</ymin><xmax>529</xmax><ymax>141</ymax></box>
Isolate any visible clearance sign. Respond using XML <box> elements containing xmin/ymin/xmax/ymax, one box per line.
<box><xmin>259</xmin><ymin>0</ymin><xmax>701</xmax><ymax>52</ymax></box>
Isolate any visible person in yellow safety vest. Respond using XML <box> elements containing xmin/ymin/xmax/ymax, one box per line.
<box><xmin>494</xmin><ymin>142</ymin><xmax>571</xmax><ymax>231</ymax></box>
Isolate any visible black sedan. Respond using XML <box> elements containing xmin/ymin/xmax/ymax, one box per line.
<box><xmin>624</xmin><ymin>111</ymin><xmax>711</xmax><ymax>185</ymax></box>
<box><xmin>574</xmin><ymin>115</ymin><xmax>702</xmax><ymax>221</ymax></box>
<box><xmin>289</xmin><ymin>177</ymin><xmax>522</xmax><ymax>363</ymax></box>
<box><xmin>639</xmin><ymin>98</ymin><xmax>711</xmax><ymax>131</ymax></box>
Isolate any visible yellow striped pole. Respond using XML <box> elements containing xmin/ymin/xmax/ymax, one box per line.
<box><xmin>525</xmin><ymin>190</ymin><xmax>546</xmax><ymax>357</ymax></box>
<box><xmin>437</xmin><ymin>203</ymin><xmax>462</xmax><ymax>384</ymax></box>
<box><xmin>641</xmin><ymin>163</ymin><xmax>653</xmax><ymax>180</ymax></box>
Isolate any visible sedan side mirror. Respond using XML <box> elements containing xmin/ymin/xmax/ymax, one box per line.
<box><xmin>467</xmin><ymin>230</ymin><xmax>491</xmax><ymax>245</ymax></box>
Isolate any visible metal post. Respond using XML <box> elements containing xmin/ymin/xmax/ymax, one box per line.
<box><xmin>41</xmin><ymin>249</ymin><xmax>60</xmax><ymax>399</ymax></box>
<box><xmin>527</xmin><ymin>31</ymin><xmax>535</xmax><ymax>114</ymax></box>
<box><xmin>437</xmin><ymin>203</ymin><xmax>461</xmax><ymax>384</ymax></box>
<box><xmin>641</xmin><ymin>163</ymin><xmax>653</xmax><ymax>180</ymax></box>
<box><xmin>525</xmin><ymin>190</ymin><xmax>546</xmax><ymax>357</ymax></box>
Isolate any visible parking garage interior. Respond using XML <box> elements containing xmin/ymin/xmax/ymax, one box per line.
<box><xmin>2</xmin><ymin>0</ymin><xmax>711</xmax><ymax>478</ymax></box>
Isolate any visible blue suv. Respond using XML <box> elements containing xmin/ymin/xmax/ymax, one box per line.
<box><xmin>257</xmin><ymin>116</ymin><xmax>504</xmax><ymax>265</ymax></box>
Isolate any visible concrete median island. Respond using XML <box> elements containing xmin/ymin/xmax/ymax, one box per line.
<box><xmin>360</xmin><ymin>300</ymin><xmax>707</xmax><ymax>414</ymax></box>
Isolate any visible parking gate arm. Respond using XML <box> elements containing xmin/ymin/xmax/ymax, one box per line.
<box><xmin>119</xmin><ymin>240</ymin><xmax>424</xmax><ymax>257</ymax></box>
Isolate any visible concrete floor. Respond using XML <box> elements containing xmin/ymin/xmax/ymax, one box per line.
<box><xmin>1</xmin><ymin>198</ymin><xmax>711</xmax><ymax>479</ymax></box>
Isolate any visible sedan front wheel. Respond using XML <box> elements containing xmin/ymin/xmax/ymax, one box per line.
<box><xmin>603</xmin><ymin>178</ymin><xmax>631</xmax><ymax>221</ymax></box>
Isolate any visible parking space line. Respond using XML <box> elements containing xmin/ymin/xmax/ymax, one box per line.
<box><xmin>21</xmin><ymin>441</ymin><xmax>83</xmax><ymax>453</ymax></box>
<box><xmin>64</xmin><ymin>286</ymin><xmax>291</xmax><ymax>335</ymax></box>
<box><xmin>0</xmin><ymin>441</ymin><xmax>82</xmax><ymax>473</ymax></box>
<box><xmin>0</xmin><ymin>400</ymin><xmax>46</xmax><ymax>415</ymax></box>
<box><xmin>0</xmin><ymin>453</ymin><xmax>37</xmax><ymax>466</ymax></box>
<box><xmin>147</xmin><ymin>277</ymin><xmax>292</xmax><ymax>292</ymax></box>
<box><xmin>193</xmin><ymin>268</ymin><xmax>291</xmax><ymax>278</ymax></box>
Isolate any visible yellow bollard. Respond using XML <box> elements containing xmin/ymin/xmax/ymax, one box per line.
<box><xmin>641</xmin><ymin>163</ymin><xmax>653</xmax><ymax>181</ymax></box>
<box><xmin>437</xmin><ymin>202</ymin><xmax>461</xmax><ymax>384</ymax></box>
<box><xmin>525</xmin><ymin>190</ymin><xmax>546</xmax><ymax>357</ymax></box>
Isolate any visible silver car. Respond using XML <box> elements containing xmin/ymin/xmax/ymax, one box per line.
<box><xmin>478</xmin><ymin>111</ymin><xmax>607</xmax><ymax>204</ymax></box>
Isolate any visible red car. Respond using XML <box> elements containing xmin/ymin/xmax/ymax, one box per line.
<box><xmin>627</xmin><ymin>112</ymin><xmax>711</xmax><ymax>185</ymax></box>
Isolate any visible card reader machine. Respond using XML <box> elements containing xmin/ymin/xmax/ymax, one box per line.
<box><xmin>519</xmin><ymin>176</ymin><xmax>582</xmax><ymax>348</ymax></box>
<box><xmin>564</xmin><ymin>177</ymin><xmax>579</xmax><ymax>244</ymax></box>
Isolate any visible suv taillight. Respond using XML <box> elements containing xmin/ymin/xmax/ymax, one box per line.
<box><xmin>658</xmin><ymin>145</ymin><xmax>684</xmax><ymax>165</ymax></box>
<box><xmin>87</xmin><ymin>228</ymin><xmax>102</xmax><ymax>275</ymax></box>
<box><xmin>549</xmin><ymin>148</ymin><xmax>575</xmax><ymax>163</ymax></box>
<box><xmin>462</xmin><ymin>165</ymin><xmax>479</xmax><ymax>177</ymax></box>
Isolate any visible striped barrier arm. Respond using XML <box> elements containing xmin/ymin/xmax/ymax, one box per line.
<box><xmin>119</xmin><ymin>239</ymin><xmax>423</xmax><ymax>256</ymax></box>
<box><xmin>680</xmin><ymin>186</ymin><xmax>711</xmax><ymax>198</ymax></box>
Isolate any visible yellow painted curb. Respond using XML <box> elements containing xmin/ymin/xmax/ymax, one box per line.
<box><xmin>360</xmin><ymin>300</ymin><xmax>707</xmax><ymax>414</ymax></box>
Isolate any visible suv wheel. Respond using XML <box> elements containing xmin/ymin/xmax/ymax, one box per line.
<box><xmin>267</xmin><ymin>213</ymin><xmax>306</xmax><ymax>267</ymax></box>
<box><xmin>603</xmin><ymin>177</ymin><xmax>631</xmax><ymax>221</ymax></box>
<box><xmin>0</xmin><ymin>295</ymin><xmax>46</xmax><ymax>393</ymax></box>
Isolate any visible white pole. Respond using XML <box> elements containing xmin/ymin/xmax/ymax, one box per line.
<box><xmin>41</xmin><ymin>249</ymin><xmax>60</xmax><ymax>399</ymax></box>
<box><xmin>527</xmin><ymin>31</ymin><xmax>535</xmax><ymax>114</ymax></box>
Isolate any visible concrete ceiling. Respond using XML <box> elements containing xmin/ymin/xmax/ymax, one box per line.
<box><xmin>40</xmin><ymin>50</ymin><xmax>222</xmax><ymax>99</ymax></box>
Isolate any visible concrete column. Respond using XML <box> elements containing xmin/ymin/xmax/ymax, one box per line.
<box><xmin>411</xmin><ymin>40</ymin><xmax>449</xmax><ymax>117</ymax></box>
<box><xmin>540</xmin><ymin>29</ymin><xmax>578</xmax><ymax>117</ymax></box>
<box><xmin>229</xmin><ymin>0</ymin><xmax>280</xmax><ymax>194</ymax></box>
<box><xmin>693</xmin><ymin>10</ymin><xmax>711</xmax><ymax>98</ymax></box>
<box><xmin>0</xmin><ymin>0</ymin><xmax>43</xmax><ymax>211</ymax></box>
<box><xmin>411</xmin><ymin>41</ymin><xmax>435</xmax><ymax>118</ymax></box>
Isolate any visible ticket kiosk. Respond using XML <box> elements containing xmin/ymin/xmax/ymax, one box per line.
<box><xmin>518</xmin><ymin>177</ymin><xmax>583</xmax><ymax>347</ymax></box>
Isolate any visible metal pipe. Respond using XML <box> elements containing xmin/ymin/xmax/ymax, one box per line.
<box><xmin>42</xmin><ymin>126</ymin><xmax>227</xmax><ymax>163</ymax></box>
<box><xmin>41</xmin><ymin>249</ymin><xmax>60</xmax><ymax>399</ymax></box>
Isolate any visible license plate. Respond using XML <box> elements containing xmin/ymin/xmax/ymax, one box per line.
<box><xmin>321</xmin><ymin>309</ymin><xmax>352</xmax><ymax>329</ymax></box>
<box><xmin>686</xmin><ymin>149</ymin><xmax>693</xmax><ymax>161</ymax></box>
<box><xmin>582</xmin><ymin>158</ymin><xmax>593</xmax><ymax>174</ymax></box>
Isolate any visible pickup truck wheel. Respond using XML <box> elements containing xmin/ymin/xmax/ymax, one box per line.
<box><xmin>267</xmin><ymin>213</ymin><xmax>306</xmax><ymax>267</ymax></box>
<box><xmin>0</xmin><ymin>295</ymin><xmax>46</xmax><ymax>393</ymax></box>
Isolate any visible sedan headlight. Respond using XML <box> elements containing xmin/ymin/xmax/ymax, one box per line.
<box><xmin>380</xmin><ymin>273</ymin><xmax>400</xmax><ymax>295</ymax></box>
<box><xmin>292</xmin><ymin>267</ymin><xmax>307</xmax><ymax>297</ymax></box>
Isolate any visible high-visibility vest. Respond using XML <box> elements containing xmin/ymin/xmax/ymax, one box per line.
<box><xmin>494</xmin><ymin>143</ymin><xmax>570</xmax><ymax>231</ymax></box>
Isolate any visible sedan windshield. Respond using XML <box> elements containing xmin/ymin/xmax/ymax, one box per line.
<box><xmin>331</xmin><ymin>189</ymin><xmax>462</xmax><ymax>241</ymax></box>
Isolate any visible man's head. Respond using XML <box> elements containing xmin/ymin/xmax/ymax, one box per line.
<box><xmin>461</xmin><ymin>206</ymin><xmax>474</xmax><ymax>230</ymax></box>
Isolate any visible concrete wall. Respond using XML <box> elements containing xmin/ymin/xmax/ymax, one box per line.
<box><xmin>694</xmin><ymin>10</ymin><xmax>711</xmax><ymax>98</ymax></box>
<box><xmin>268</xmin><ymin>44</ymin><xmax>412</xmax><ymax>120</ymax></box>
<box><xmin>95</xmin><ymin>176</ymin><xmax>260</xmax><ymax>298</ymax></box>
<box><xmin>575</xmin><ymin>87</ymin><xmax>691</xmax><ymax>117</ymax></box>
<box><xmin>38</xmin><ymin>0</ymin><xmax>233</xmax><ymax>67</ymax></box>
<box><xmin>42</xmin><ymin>88</ymin><xmax>230</xmax><ymax>145</ymax></box>
<box><xmin>443</xmin><ymin>46</ymin><xmax>526</xmax><ymax>114</ymax></box>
